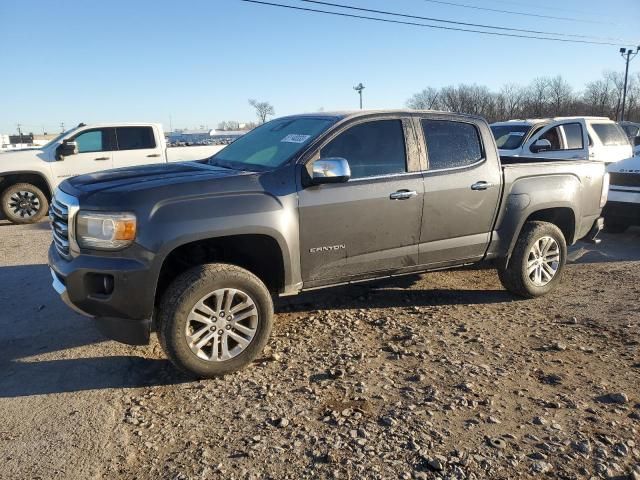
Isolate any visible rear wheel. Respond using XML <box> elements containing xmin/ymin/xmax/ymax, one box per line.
<box><xmin>498</xmin><ymin>221</ymin><xmax>567</xmax><ymax>298</ymax></box>
<box><xmin>1</xmin><ymin>183</ymin><xmax>49</xmax><ymax>224</ymax></box>
<box><xmin>158</xmin><ymin>263</ymin><xmax>274</xmax><ymax>378</ymax></box>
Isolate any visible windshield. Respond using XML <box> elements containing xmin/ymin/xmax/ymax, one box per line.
<box><xmin>42</xmin><ymin>128</ymin><xmax>76</xmax><ymax>148</ymax></box>
<box><xmin>491</xmin><ymin>125</ymin><xmax>532</xmax><ymax>150</ymax></box>
<box><xmin>209</xmin><ymin>116</ymin><xmax>336</xmax><ymax>171</ymax></box>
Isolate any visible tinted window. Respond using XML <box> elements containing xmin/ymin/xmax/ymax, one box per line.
<box><xmin>621</xmin><ymin>124</ymin><xmax>639</xmax><ymax>139</ymax></box>
<box><xmin>563</xmin><ymin>123</ymin><xmax>584</xmax><ymax>149</ymax></box>
<box><xmin>321</xmin><ymin>120</ymin><xmax>407</xmax><ymax>179</ymax></box>
<box><xmin>422</xmin><ymin>120</ymin><xmax>482</xmax><ymax>170</ymax></box>
<box><xmin>116</xmin><ymin>127</ymin><xmax>156</xmax><ymax>150</ymax></box>
<box><xmin>74</xmin><ymin>128</ymin><xmax>116</xmax><ymax>153</ymax></box>
<box><xmin>591</xmin><ymin>123</ymin><xmax>629</xmax><ymax>146</ymax></box>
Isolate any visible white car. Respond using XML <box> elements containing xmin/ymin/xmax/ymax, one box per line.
<box><xmin>491</xmin><ymin>117</ymin><xmax>632</xmax><ymax>164</ymax></box>
<box><xmin>0</xmin><ymin>123</ymin><xmax>225</xmax><ymax>224</ymax></box>
<box><xmin>603</xmin><ymin>156</ymin><xmax>640</xmax><ymax>233</ymax></box>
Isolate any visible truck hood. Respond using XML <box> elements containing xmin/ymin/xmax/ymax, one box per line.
<box><xmin>0</xmin><ymin>148</ymin><xmax>46</xmax><ymax>164</ymax></box>
<box><xmin>61</xmin><ymin>161</ymin><xmax>251</xmax><ymax>195</ymax></box>
<box><xmin>607</xmin><ymin>156</ymin><xmax>640</xmax><ymax>174</ymax></box>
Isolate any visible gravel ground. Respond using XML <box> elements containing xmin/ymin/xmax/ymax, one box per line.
<box><xmin>0</xmin><ymin>221</ymin><xmax>638</xmax><ymax>480</ymax></box>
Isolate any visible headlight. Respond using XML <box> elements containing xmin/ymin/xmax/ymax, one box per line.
<box><xmin>76</xmin><ymin>211</ymin><xmax>136</xmax><ymax>250</ymax></box>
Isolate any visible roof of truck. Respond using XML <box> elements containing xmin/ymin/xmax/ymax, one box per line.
<box><xmin>279</xmin><ymin>109</ymin><xmax>484</xmax><ymax>121</ymax></box>
<box><xmin>491</xmin><ymin>116</ymin><xmax>612</xmax><ymax>127</ymax></box>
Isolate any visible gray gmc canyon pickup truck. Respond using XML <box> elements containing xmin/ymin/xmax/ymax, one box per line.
<box><xmin>49</xmin><ymin>111</ymin><xmax>608</xmax><ymax>377</ymax></box>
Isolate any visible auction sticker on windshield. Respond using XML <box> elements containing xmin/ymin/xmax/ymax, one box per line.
<box><xmin>281</xmin><ymin>134</ymin><xmax>311</xmax><ymax>143</ymax></box>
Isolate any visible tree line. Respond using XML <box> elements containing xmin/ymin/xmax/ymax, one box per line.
<box><xmin>406</xmin><ymin>71</ymin><xmax>640</xmax><ymax>123</ymax></box>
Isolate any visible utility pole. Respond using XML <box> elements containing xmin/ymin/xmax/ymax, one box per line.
<box><xmin>16</xmin><ymin>123</ymin><xmax>23</xmax><ymax>144</ymax></box>
<box><xmin>354</xmin><ymin>83</ymin><xmax>365</xmax><ymax>109</ymax></box>
<box><xmin>60</xmin><ymin>122</ymin><xmax>65</xmax><ymax>133</ymax></box>
<box><xmin>619</xmin><ymin>46</ymin><xmax>639</xmax><ymax>122</ymax></box>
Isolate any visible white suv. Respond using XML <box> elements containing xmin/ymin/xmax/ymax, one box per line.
<box><xmin>491</xmin><ymin>117</ymin><xmax>632</xmax><ymax>164</ymax></box>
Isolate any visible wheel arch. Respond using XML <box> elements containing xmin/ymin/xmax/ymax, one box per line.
<box><xmin>153</xmin><ymin>233</ymin><xmax>287</xmax><ymax>308</ymax></box>
<box><xmin>0</xmin><ymin>171</ymin><xmax>54</xmax><ymax>200</ymax></box>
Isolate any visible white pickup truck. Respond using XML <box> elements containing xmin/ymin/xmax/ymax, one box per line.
<box><xmin>0</xmin><ymin>123</ymin><xmax>225</xmax><ymax>224</ymax></box>
<box><xmin>491</xmin><ymin>117</ymin><xmax>632</xmax><ymax>163</ymax></box>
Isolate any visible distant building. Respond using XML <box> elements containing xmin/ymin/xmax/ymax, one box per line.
<box><xmin>167</xmin><ymin>129</ymin><xmax>246</xmax><ymax>145</ymax></box>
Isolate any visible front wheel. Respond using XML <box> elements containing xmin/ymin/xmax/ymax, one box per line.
<box><xmin>498</xmin><ymin>221</ymin><xmax>567</xmax><ymax>298</ymax></box>
<box><xmin>158</xmin><ymin>263</ymin><xmax>274</xmax><ymax>378</ymax></box>
<box><xmin>1</xmin><ymin>183</ymin><xmax>49</xmax><ymax>224</ymax></box>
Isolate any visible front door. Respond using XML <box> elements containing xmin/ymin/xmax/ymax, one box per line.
<box><xmin>522</xmin><ymin>120</ymin><xmax>588</xmax><ymax>160</ymax></box>
<box><xmin>417</xmin><ymin>118</ymin><xmax>502</xmax><ymax>266</ymax></box>
<box><xmin>51</xmin><ymin>128</ymin><xmax>115</xmax><ymax>182</ymax></box>
<box><xmin>298</xmin><ymin>118</ymin><xmax>424</xmax><ymax>286</ymax></box>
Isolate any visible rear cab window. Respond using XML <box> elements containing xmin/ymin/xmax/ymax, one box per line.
<box><xmin>421</xmin><ymin>119</ymin><xmax>483</xmax><ymax>170</ymax></box>
<box><xmin>116</xmin><ymin>127</ymin><xmax>156</xmax><ymax>150</ymax></box>
<box><xmin>591</xmin><ymin>123</ymin><xmax>629</xmax><ymax>147</ymax></box>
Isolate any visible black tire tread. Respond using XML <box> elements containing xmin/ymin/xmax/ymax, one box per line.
<box><xmin>1</xmin><ymin>182</ymin><xmax>49</xmax><ymax>224</ymax></box>
<box><xmin>498</xmin><ymin>221</ymin><xmax>567</xmax><ymax>299</ymax></box>
<box><xmin>157</xmin><ymin>263</ymin><xmax>273</xmax><ymax>378</ymax></box>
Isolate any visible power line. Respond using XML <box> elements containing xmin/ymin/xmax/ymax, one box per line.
<box><xmin>418</xmin><ymin>0</ymin><xmax>606</xmax><ymax>25</ymax></box>
<box><xmin>237</xmin><ymin>0</ymin><xmax>623</xmax><ymax>46</ymax></box>
<box><xmin>297</xmin><ymin>0</ymin><xmax>628</xmax><ymax>43</ymax></box>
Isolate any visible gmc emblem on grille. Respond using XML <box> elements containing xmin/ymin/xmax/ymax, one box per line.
<box><xmin>309</xmin><ymin>244</ymin><xmax>346</xmax><ymax>253</ymax></box>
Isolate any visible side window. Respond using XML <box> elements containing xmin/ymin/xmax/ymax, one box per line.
<box><xmin>421</xmin><ymin>119</ymin><xmax>482</xmax><ymax>170</ymax></box>
<box><xmin>320</xmin><ymin>120</ymin><xmax>407</xmax><ymax>179</ymax></box>
<box><xmin>562</xmin><ymin>123</ymin><xmax>584</xmax><ymax>150</ymax></box>
<box><xmin>540</xmin><ymin>126</ymin><xmax>562</xmax><ymax>150</ymax></box>
<box><xmin>116</xmin><ymin>127</ymin><xmax>156</xmax><ymax>150</ymax></box>
<box><xmin>74</xmin><ymin>129</ymin><xmax>116</xmax><ymax>153</ymax></box>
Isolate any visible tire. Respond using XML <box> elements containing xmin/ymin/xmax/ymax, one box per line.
<box><xmin>158</xmin><ymin>263</ymin><xmax>274</xmax><ymax>378</ymax></box>
<box><xmin>1</xmin><ymin>183</ymin><xmax>49</xmax><ymax>224</ymax></box>
<box><xmin>604</xmin><ymin>219</ymin><xmax>628</xmax><ymax>234</ymax></box>
<box><xmin>498</xmin><ymin>221</ymin><xmax>567</xmax><ymax>298</ymax></box>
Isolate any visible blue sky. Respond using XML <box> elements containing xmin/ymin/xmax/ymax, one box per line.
<box><xmin>1</xmin><ymin>0</ymin><xmax>638</xmax><ymax>134</ymax></box>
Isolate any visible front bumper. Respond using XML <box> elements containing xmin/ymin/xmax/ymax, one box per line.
<box><xmin>48</xmin><ymin>244</ymin><xmax>155</xmax><ymax>345</ymax></box>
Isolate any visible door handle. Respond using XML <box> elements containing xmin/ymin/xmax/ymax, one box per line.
<box><xmin>471</xmin><ymin>181</ymin><xmax>494</xmax><ymax>191</ymax></box>
<box><xmin>146</xmin><ymin>153</ymin><xmax>161</xmax><ymax>158</ymax></box>
<box><xmin>389</xmin><ymin>190</ymin><xmax>417</xmax><ymax>200</ymax></box>
<box><xmin>94</xmin><ymin>156</ymin><xmax>110</xmax><ymax>161</ymax></box>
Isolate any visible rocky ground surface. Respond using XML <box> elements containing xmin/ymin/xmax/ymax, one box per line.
<box><xmin>0</xmin><ymin>221</ymin><xmax>638</xmax><ymax>480</ymax></box>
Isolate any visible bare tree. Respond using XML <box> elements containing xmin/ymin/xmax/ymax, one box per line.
<box><xmin>217</xmin><ymin>120</ymin><xmax>240</xmax><ymax>131</ymax></box>
<box><xmin>406</xmin><ymin>87</ymin><xmax>440</xmax><ymax>110</ymax></box>
<box><xmin>248</xmin><ymin>99</ymin><xmax>275</xmax><ymax>124</ymax></box>
<box><xmin>547</xmin><ymin>76</ymin><xmax>574</xmax><ymax>116</ymax></box>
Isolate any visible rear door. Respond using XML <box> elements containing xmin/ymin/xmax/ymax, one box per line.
<box><xmin>417</xmin><ymin>117</ymin><xmax>502</xmax><ymax>266</ymax></box>
<box><xmin>522</xmin><ymin>120</ymin><xmax>588</xmax><ymax>160</ymax></box>
<box><xmin>588</xmin><ymin>122</ymin><xmax>633</xmax><ymax>163</ymax></box>
<box><xmin>51</xmin><ymin>128</ymin><xmax>115</xmax><ymax>181</ymax></box>
<box><xmin>112</xmin><ymin>126</ymin><xmax>163</xmax><ymax>168</ymax></box>
<box><xmin>297</xmin><ymin>117</ymin><xmax>424</xmax><ymax>285</ymax></box>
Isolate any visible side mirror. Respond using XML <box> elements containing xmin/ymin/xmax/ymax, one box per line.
<box><xmin>530</xmin><ymin>139</ymin><xmax>552</xmax><ymax>154</ymax></box>
<box><xmin>56</xmin><ymin>140</ymin><xmax>77</xmax><ymax>160</ymax></box>
<box><xmin>309</xmin><ymin>158</ymin><xmax>351</xmax><ymax>185</ymax></box>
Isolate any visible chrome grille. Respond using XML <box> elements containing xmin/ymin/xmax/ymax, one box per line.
<box><xmin>50</xmin><ymin>194</ymin><xmax>74</xmax><ymax>260</ymax></box>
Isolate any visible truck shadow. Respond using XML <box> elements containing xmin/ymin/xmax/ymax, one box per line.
<box><xmin>277</xmin><ymin>274</ymin><xmax>517</xmax><ymax>314</ymax></box>
<box><xmin>0</xmin><ymin>264</ymin><xmax>189</xmax><ymax>398</ymax></box>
